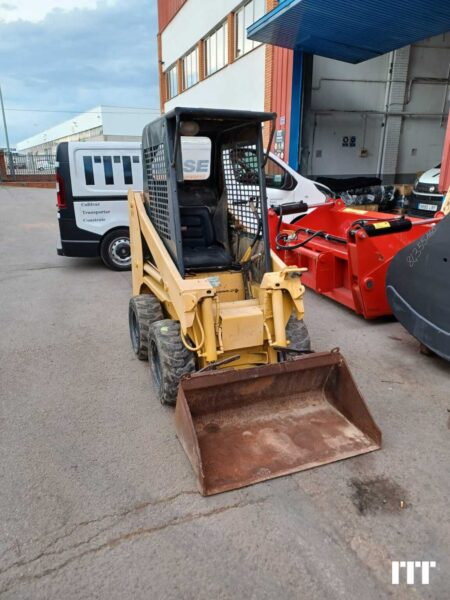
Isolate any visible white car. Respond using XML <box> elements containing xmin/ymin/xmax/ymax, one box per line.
<box><xmin>408</xmin><ymin>164</ymin><xmax>443</xmax><ymax>218</ymax></box>
<box><xmin>36</xmin><ymin>158</ymin><xmax>56</xmax><ymax>171</ymax></box>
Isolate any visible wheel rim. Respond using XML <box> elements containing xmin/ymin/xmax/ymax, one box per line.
<box><xmin>110</xmin><ymin>237</ymin><xmax>131</xmax><ymax>267</ymax></box>
<box><xmin>129</xmin><ymin>308</ymin><xmax>139</xmax><ymax>353</ymax></box>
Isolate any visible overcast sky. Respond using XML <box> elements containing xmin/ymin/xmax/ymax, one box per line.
<box><xmin>0</xmin><ymin>0</ymin><xmax>159</xmax><ymax>146</ymax></box>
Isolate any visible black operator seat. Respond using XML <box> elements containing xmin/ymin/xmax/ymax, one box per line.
<box><xmin>179</xmin><ymin>206</ymin><xmax>232</xmax><ymax>269</ymax></box>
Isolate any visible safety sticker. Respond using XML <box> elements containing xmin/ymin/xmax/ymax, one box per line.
<box><xmin>373</xmin><ymin>221</ymin><xmax>391</xmax><ymax>229</ymax></box>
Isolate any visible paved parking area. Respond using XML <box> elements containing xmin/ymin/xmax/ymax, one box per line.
<box><xmin>0</xmin><ymin>185</ymin><xmax>449</xmax><ymax>599</ymax></box>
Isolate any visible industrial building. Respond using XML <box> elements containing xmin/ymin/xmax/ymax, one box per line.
<box><xmin>157</xmin><ymin>0</ymin><xmax>450</xmax><ymax>183</ymax></box>
<box><xmin>16</xmin><ymin>105</ymin><xmax>158</xmax><ymax>155</ymax></box>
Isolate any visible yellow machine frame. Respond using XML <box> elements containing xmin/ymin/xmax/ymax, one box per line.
<box><xmin>129</xmin><ymin>191</ymin><xmax>307</xmax><ymax>369</ymax></box>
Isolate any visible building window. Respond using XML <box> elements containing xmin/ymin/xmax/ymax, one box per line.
<box><xmin>182</xmin><ymin>46</ymin><xmax>199</xmax><ymax>90</ymax></box>
<box><xmin>235</xmin><ymin>0</ymin><xmax>265</xmax><ymax>58</ymax></box>
<box><xmin>166</xmin><ymin>64</ymin><xmax>178</xmax><ymax>100</ymax></box>
<box><xmin>205</xmin><ymin>21</ymin><xmax>228</xmax><ymax>76</ymax></box>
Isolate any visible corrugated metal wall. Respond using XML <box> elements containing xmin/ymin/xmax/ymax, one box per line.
<box><xmin>158</xmin><ymin>0</ymin><xmax>187</xmax><ymax>31</ymax></box>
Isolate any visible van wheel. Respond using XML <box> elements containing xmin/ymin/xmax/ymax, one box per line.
<box><xmin>286</xmin><ymin>315</ymin><xmax>311</xmax><ymax>359</ymax></box>
<box><xmin>148</xmin><ymin>320</ymin><xmax>195</xmax><ymax>406</ymax></box>
<box><xmin>129</xmin><ymin>294</ymin><xmax>164</xmax><ymax>360</ymax></box>
<box><xmin>100</xmin><ymin>228</ymin><xmax>131</xmax><ymax>271</ymax></box>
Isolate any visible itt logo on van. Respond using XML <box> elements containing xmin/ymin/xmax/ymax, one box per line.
<box><xmin>391</xmin><ymin>561</ymin><xmax>436</xmax><ymax>585</ymax></box>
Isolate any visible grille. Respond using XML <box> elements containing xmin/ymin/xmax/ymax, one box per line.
<box><xmin>222</xmin><ymin>144</ymin><xmax>262</xmax><ymax>235</ymax></box>
<box><xmin>412</xmin><ymin>192</ymin><xmax>442</xmax><ymax>205</ymax></box>
<box><xmin>407</xmin><ymin>207</ymin><xmax>437</xmax><ymax>219</ymax></box>
<box><xmin>143</xmin><ymin>144</ymin><xmax>170</xmax><ymax>241</ymax></box>
<box><xmin>415</xmin><ymin>181</ymin><xmax>440</xmax><ymax>194</ymax></box>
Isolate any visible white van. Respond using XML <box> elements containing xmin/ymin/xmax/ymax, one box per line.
<box><xmin>56</xmin><ymin>140</ymin><xmax>328</xmax><ymax>270</ymax></box>
<box><xmin>223</xmin><ymin>146</ymin><xmax>330</xmax><ymax>218</ymax></box>
<box><xmin>56</xmin><ymin>141</ymin><xmax>143</xmax><ymax>270</ymax></box>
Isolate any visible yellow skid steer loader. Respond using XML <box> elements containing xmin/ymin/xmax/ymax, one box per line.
<box><xmin>128</xmin><ymin>107</ymin><xmax>381</xmax><ymax>495</ymax></box>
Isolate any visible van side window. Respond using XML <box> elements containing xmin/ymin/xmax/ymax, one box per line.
<box><xmin>230</xmin><ymin>149</ymin><xmax>259</xmax><ymax>185</ymax></box>
<box><xmin>83</xmin><ymin>156</ymin><xmax>94</xmax><ymax>185</ymax></box>
<box><xmin>123</xmin><ymin>156</ymin><xmax>133</xmax><ymax>185</ymax></box>
<box><xmin>103</xmin><ymin>156</ymin><xmax>114</xmax><ymax>185</ymax></box>
<box><xmin>264</xmin><ymin>157</ymin><xmax>296</xmax><ymax>191</ymax></box>
<box><xmin>230</xmin><ymin>149</ymin><xmax>295</xmax><ymax>191</ymax></box>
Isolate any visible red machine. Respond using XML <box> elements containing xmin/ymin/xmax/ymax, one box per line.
<box><xmin>439</xmin><ymin>109</ymin><xmax>450</xmax><ymax>193</ymax></box>
<box><xmin>268</xmin><ymin>200</ymin><xmax>441</xmax><ymax>319</ymax></box>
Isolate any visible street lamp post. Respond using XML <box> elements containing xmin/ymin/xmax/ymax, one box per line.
<box><xmin>0</xmin><ymin>84</ymin><xmax>15</xmax><ymax>179</ymax></box>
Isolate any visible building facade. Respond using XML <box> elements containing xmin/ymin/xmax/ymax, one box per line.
<box><xmin>16</xmin><ymin>106</ymin><xmax>159</xmax><ymax>155</ymax></box>
<box><xmin>158</xmin><ymin>0</ymin><xmax>450</xmax><ymax>183</ymax></box>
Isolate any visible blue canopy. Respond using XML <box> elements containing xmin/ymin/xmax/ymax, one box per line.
<box><xmin>247</xmin><ymin>0</ymin><xmax>450</xmax><ymax>63</ymax></box>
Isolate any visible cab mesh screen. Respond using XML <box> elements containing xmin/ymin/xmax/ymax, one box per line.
<box><xmin>222</xmin><ymin>144</ymin><xmax>262</xmax><ymax>236</ymax></box>
<box><xmin>143</xmin><ymin>144</ymin><xmax>170</xmax><ymax>241</ymax></box>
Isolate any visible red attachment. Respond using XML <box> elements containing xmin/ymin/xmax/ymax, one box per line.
<box><xmin>56</xmin><ymin>173</ymin><xmax>66</xmax><ymax>209</ymax></box>
<box><xmin>269</xmin><ymin>200</ymin><xmax>439</xmax><ymax>319</ymax></box>
<box><xmin>439</xmin><ymin>109</ymin><xmax>450</xmax><ymax>194</ymax></box>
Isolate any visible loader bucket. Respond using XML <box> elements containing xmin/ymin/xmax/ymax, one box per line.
<box><xmin>175</xmin><ymin>351</ymin><xmax>381</xmax><ymax>495</ymax></box>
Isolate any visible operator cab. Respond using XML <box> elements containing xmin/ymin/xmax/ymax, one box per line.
<box><xmin>142</xmin><ymin>107</ymin><xmax>276</xmax><ymax>278</ymax></box>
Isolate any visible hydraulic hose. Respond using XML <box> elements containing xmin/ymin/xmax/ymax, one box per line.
<box><xmin>180</xmin><ymin>312</ymin><xmax>205</xmax><ymax>353</ymax></box>
<box><xmin>276</xmin><ymin>229</ymin><xmax>327</xmax><ymax>251</ymax></box>
<box><xmin>275</xmin><ymin>200</ymin><xmax>346</xmax><ymax>250</ymax></box>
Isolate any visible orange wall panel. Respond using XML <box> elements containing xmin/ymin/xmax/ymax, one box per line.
<box><xmin>158</xmin><ymin>0</ymin><xmax>187</xmax><ymax>32</ymax></box>
<box><xmin>271</xmin><ymin>46</ymin><xmax>293</xmax><ymax>161</ymax></box>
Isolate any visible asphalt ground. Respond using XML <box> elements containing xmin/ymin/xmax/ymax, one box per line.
<box><xmin>0</xmin><ymin>186</ymin><xmax>449</xmax><ymax>599</ymax></box>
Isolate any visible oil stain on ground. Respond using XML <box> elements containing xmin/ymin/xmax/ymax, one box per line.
<box><xmin>349</xmin><ymin>477</ymin><xmax>408</xmax><ymax>515</ymax></box>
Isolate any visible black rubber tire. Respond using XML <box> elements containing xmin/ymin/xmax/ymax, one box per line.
<box><xmin>148</xmin><ymin>319</ymin><xmax>196</xmax><ymax>406</ymax></box>
<box><xmin>286</xmin><ymin>314</ymin><xmax>311</xmax><ymax>358</ymax></box>
<box><xmin>100</xmin><ymin>228</ymin><xmax>131</xmax><ymax>271</ymax></box>
<box><xmin>129</xmin><ymin>294</ymin><xmax>163</xmax><ymax>360</ymax></box>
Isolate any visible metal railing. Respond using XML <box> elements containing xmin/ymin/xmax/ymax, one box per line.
<box><xmin>5</xmin><ymin>152</ymin><xmax>56</xmax><ymax>177</ymax></box>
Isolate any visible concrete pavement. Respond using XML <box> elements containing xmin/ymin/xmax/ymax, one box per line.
<box><xmin>0</xmin><ymin>186</ymin><xmax>448</xmax><ymax>599</ymax></box>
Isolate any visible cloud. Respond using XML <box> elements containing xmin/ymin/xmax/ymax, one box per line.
<box><xmin>0</xmin><ymin>0</ymin><xmax>105</xmax><ymax>24</ymax></box>
<box><xmin>0</xmin><ymin>0</ymin><xmax>159</xmax><ymax>145</ymax></box>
